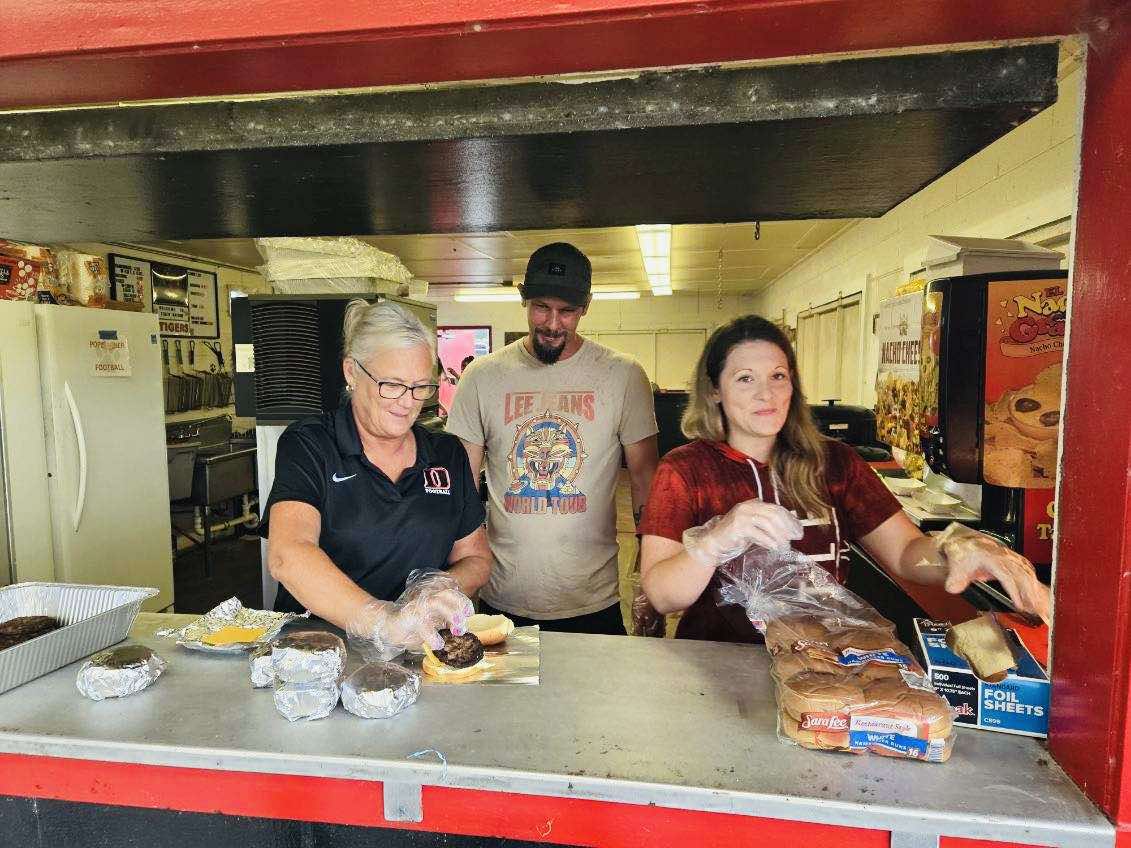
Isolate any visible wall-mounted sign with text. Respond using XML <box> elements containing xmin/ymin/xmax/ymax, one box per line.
<box><xmin>109</xmin><ymin>253</ymin><xmax>220</xmax><ymax>339</ymax></box>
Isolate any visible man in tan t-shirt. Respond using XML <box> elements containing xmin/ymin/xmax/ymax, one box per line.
<box><xmin>446</xmin><ymin>242</ymin><xmax>659</xmax><ymax>634</ymax></box>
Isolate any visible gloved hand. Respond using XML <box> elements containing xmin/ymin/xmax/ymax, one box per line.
<box><xmin>926</xmin><ymin>523</ymin><xmax>1051</xmax><ymax>624</ymax></box>
<box><xmin>682</xmin><ymin>501</ymin><xmax>805</xmax><ymax>569</ymax></box>
<box><xmin>346</xmin><ymin>570</ymin><xmax>473</xmax><ymax>660</ymax></box>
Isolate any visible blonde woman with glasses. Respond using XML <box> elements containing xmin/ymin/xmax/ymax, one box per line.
<box><xmin>264</xmin><ymin>300</ymin><xmax>490</xmax><ymax>654</ymax></box>
<box><xmin>638</xmin><ymin>315</ymin><xmax>1049</xmax><ymax>644</ymax></box>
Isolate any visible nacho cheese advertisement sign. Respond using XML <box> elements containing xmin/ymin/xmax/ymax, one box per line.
<box><xmin>982</xmin><ymin>279</ymin><xmax>1065</xmax><ymax>489</ymax></box>
<box><xmin>875</xmin><ymin>291</ymin><xmax>923</xmax><ymax>454</ymax></box>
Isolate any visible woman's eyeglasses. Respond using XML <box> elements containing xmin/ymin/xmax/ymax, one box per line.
<box><xmin>353</xmin><ymin>358</ymin><xmax>439</xmax><ymax>401</ymax></box>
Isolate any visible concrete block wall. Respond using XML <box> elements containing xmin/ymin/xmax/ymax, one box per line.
<box><xmin>753</xmin><ymin>60</ymin><xmax>1084</xmax><ymax>407</ymax></box>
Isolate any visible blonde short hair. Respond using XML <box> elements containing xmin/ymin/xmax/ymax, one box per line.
<box><xmin>341</xmin><ymin>299</ymin><xmax>436</xmax><ymax>365</ymax></box>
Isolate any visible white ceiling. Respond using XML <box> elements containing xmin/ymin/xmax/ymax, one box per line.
<box><xmin>145</xmin><ymin>219</ymin><xmax>856</xmax><ymax>294</ymax></box>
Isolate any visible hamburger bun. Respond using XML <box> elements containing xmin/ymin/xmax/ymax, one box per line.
<box><xmin>770</xmin><ymin>649</ymin><xmax>844</xmax><ymax>681</ymax></box>
<box><xmin>421</xmin><ymin>631</ymin><xmax>489</xmax><ymax>682</ymax></box>
<box><xmin>765</xmin><ymin>614</ymin><xmax>832</xmax><ymax>655</ymax></box>
<box><xmin>467</xmin><ymin>613</ymin><xmax>515</xmax><ymax>646</ymax></box>
<box><xmin>862</xmin><ymin>680</ymin><xmax>953</xmax><ymax>737</ymax></box>
<box><xmin>778</xmin><ymin>671</ymin><xmax>866</xmax><ymax>722</ymax></box>
<box><xmin>422</xmin><ymin>648</ymin><xmax>489</xmax><ymax>681</ymax></box>
<box><xmin>854</xmin><ymin>661</ymin><xmax>910</xmax><ymax>682</ymax></box>
<box><xmin>830</xmin><ymin>627</ymin><xmax>904</xmax><ymax>654</ymax></box>
<box><xmin>779</xmin><ymin>711</ymin><xmax>851</xmax><ymax>750</ymax></box>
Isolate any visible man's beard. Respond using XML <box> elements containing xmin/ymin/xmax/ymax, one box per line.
<box><xmin>531</xmin><ymin>330</ymin><xmax>567</xmax><ymax>364</ymax></box>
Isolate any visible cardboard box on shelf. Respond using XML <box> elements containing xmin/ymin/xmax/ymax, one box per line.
<box><xmin>914</xmin><ymin>618</ymin><xmax>1049</xmax><ymax>738</ymax></box>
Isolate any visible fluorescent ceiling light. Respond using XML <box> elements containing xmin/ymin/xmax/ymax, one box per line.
<box><xmin>651</xmin><ymin>286</ymin><xmax>673</xmax><ymax>296</ymax></box>
<box><xmin>635</xmin><ymin>224</ymin><xmax>672</xmax><ymax>258</ymax></box>
<box><xmin>453</xmin><ymin>291</ymin><xmax>521</xmax><ymax>302</ymax></box>
<box><xmin>592</xmin><ymin>291</ymin><xmax>641</xmax><ymax>301</ymax></box>
<box><xmin>642</xmin><ymin>255</ymin><xmax>669</xmax><ymax>277</ymax></box>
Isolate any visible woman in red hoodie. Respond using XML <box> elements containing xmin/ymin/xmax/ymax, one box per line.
<box><xmin>638</xmin><ymin>315</ymin><xmax>1049</xmax><ymax>643</ymax></box>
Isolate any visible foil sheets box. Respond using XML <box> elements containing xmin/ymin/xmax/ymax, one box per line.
<box><xmin>914</xmin><ymin>619</ymin><xmax>1049</xmax><ymax>738</ymax></box>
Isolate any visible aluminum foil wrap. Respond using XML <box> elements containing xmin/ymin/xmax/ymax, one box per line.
<box><xmin>249</xmin><ymin>642</ymin><xmax>275</xmax><ymax>688</ymax></box>
<box><xmin>76</xmin><ymin>644</ymin><xmax>167</xmax><ymax>701</ymax></box>
<box><xmin>271</xmin><ymin>631</ymin><xmax>346</xmax><ymax>685</ymax></box>
<box><xmin>341</xmin><ymin>663</ymin><xmax>420</xmax><ymax>719</ymax></box>
<box><xmin>273</xmin><ymin>680</ymin><xmax>340</xmax><ymax>722</ymax></box>
<box><xmin>155</xmin><ymin>597</ymin><xmax>306</xmax><ymax>653</ymax></box>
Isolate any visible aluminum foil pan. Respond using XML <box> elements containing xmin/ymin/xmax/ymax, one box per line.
<box><xmin>271</xmin><ymin>631</ymin><xmax>346</xmax><ymax>685</ymax></box>
<box><xmin>76</xmin><ymin>644</ymin><xmax>167</xmax><ymax>701</ymax></box>
<box><xmin>249</xmin><ymin>642</ymin><xmax>275</xmax><ymax>688</ymax></box>
<box><xmin>341</xmin><ymin>663</ymin><xmax>420</xmax><ymax>719</ymax></box>
<box><xmin>155</xmin><ymin>597</ymin><xmax>306</xmax><ymax>653</ymax></box>
<box><xmin>273</xmin><ymin>680</ymin><xmax>339</xmax><ymax>721</ymax></box>
<box><xmin>0</xmin><ymin>583</ymin><xmax>158</xmax><ymax>696</ymax></box>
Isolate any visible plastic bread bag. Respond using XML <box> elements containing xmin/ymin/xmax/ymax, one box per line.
<box><xmin>76</xmin><ymin>645</ymin><xmax>168</xmax><ymax>701</ymax></box>
<box><xmin>715</xmin><ymin>544</ymin><xmax>896</xmax><ymax>641</ymax></box>
<box><xmin>715</xmin><ymin>544</ymin><xmax>923</xmax><ymax>676</ymax></box>
<box><xmin>271</xmin><ymin>631</ymin><xmax>346</xmax><ymax>685</ymax></box>
<box><xmin>273</xmin><ymin>680</ymin><xmax>340</xmax><ymax>722</ymax></box>
<box><xmin>776</xmin><ymin>669</ymin><xmax>954</xmax><ymax>762</ymax></box>
<box><xmin>341</xmin><ymin>663</ymin><xmax>421</xmax><ymax>719</ymax></box>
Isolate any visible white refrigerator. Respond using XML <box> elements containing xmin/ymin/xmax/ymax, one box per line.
<box><xmin>0</xmin><ymin>301</ymin><xmax>174</xmax><ymax>610</ymax></box>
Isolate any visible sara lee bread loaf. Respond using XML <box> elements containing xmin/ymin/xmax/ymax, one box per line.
<box><xmin>779</xmin><ymin>711</ymin><xmax>850</xmax><ymax>750</ymax></box>
<box><xmin>775</xmin><ymin>670</ymin><xmax>954</xmax><ymax>762</ymax></box>
<box><xmin>862</xmin><ymin>679</ymin><xmax>953</xmax><ymax>737</ymax></box>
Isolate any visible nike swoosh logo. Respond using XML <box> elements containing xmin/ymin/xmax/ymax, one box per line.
<box><xmin>331</xmin><ymin>473</ymin><xmax>357</xmax><ymax>483</ymax></box>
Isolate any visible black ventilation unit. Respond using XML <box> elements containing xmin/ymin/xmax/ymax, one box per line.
<box><xmin>232</xmin><ymin>293</ymin><xmax>437</xmax><ymax>425</ymax></box>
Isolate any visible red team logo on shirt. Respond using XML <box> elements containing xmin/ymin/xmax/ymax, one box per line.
<box><xmin>423</xmin><ymin>466</ymin><xmax>451</xmax><ymax>495</ymax></box>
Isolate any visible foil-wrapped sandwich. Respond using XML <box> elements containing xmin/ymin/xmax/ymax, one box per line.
<box><xmin>249</xmin><ymin>642</ymin><xmax>276</xmax><ymax>688</ymax></box>
<box><xmin>271</xmin><ymin>631</ymin><xmax>346</xmax><ymax>685</ymax></box>
<box><xmin>270</xmin><ymin>631</ymin><xmax>346</xmax><ymax>721</ymax></box>
<box><xmin>341</xmin><ymin>663</ymin><xmax>420</xmax><ymax>719</ymax></box>
<box><xmin>273</xmin><ymin>680</ymin><xmax>341</xmax><ymax>722</ymax></box>
<box><xmin>76</xmin><ymin>644</ymin><xmax>167</xmax><ymax>701</ymax></box>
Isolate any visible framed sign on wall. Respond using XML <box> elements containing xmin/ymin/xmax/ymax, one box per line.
<box><xmin>109</xmin><ymin>253</ymin><xmax>220</xmax><ymax>339</ymax></box>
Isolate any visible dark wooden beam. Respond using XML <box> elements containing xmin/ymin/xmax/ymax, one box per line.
<box><xmin>0</xmin><ymin>45</ymin><xmax>1057</xmax><ymax>242</ymax></box>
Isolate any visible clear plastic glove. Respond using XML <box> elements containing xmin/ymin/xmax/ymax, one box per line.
<box><xmin>682</xmin><ymin>501</ymin><xmax>805</xmax><ymax>569</ymax></box>
<box><xmin>926</xmin><ymin>523</ymin><xmax>1051</xmax><ymax>624</ymax></box>
<box><xmin>346</xmin><ymin>570</ymin><xmax>473</xmax><ymax>660</ymax></box>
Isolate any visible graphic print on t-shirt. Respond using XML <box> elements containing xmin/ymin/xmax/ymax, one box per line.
<box><xmin>504</xmin><ymin>412</ymin><xmax>588</xmax><ymax>515</ymax></box>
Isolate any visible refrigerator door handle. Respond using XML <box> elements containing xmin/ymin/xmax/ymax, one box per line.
<box><xmin>63</xmin><ymin>381</ymin><xmax>88</xmax><ymax>532</ymax></box>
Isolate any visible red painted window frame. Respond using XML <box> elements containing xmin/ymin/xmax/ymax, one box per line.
<box><xmin>0</xmin><ymin>0</ymin><xmax>1129</xmax><ymax>837</ymax></box>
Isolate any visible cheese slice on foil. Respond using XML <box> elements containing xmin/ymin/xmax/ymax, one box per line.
<box><xmin>201</xmin><ymin>625</ymin><xmax>268</xmax><ymax>646</ymax></box>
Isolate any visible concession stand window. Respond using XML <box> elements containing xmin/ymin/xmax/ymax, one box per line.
<box><xmin>0</xmin><ymin>3</ymin><xmax>1128</xmax><ymax>846</ymax></box>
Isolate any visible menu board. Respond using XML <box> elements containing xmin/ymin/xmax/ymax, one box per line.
<box><xmin>874</xmin><ymin>291</ymin><xmax>923</xmax><ymax>455</ymax></box>
<box><xmin>109</xmin><ymin>254</ymin><xmax>219</xmax><ymax>339</ymax></box>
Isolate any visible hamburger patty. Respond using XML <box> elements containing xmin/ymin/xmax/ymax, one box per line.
<box><xmin>434</xmin><ymin>631</ymin><xmax>484</xmax><ymax>669</ymax></box>
<box><xmin>0</xmin><ymin>615</ymin><xmax>61</xmax><ymax>649</ymax></box>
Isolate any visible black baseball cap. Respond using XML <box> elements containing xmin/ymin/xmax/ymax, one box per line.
<box><xmin>518</xmin><ymin>242</ymin><xmax>592</xmax><ymax>306</ymax></box>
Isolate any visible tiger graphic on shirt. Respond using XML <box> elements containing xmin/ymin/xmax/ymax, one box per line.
<box><xmin>504</xmin><ymin>412</ymin><xmax>588</xmax><ymax>514</ymax></box>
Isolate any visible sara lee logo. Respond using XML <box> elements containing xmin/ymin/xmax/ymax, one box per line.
<box><xmin>423</xmin><ymin>466</ymin><xmax>451</xmax><ymax>495</ymax></box>
<box><xmin>1008</xmin><ymin>286</ymin><xmax>1066</xmax><ymax>344</ymax></box>
<box><xmin>800</xmin><ymin>712</ymin><xmax>849</xmax><ymax>732</ymax></box>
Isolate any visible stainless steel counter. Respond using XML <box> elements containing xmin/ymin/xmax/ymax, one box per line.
<box><xmin>0</xmin><ymin>613</ymin><xmax>1113</xmax><ymax>847</ymax></box>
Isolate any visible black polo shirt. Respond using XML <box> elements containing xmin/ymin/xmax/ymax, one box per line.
<box><xmin>262</xmin><ymin>401</ymin><xmax>485</xmax><ymax>612</ymax></box>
